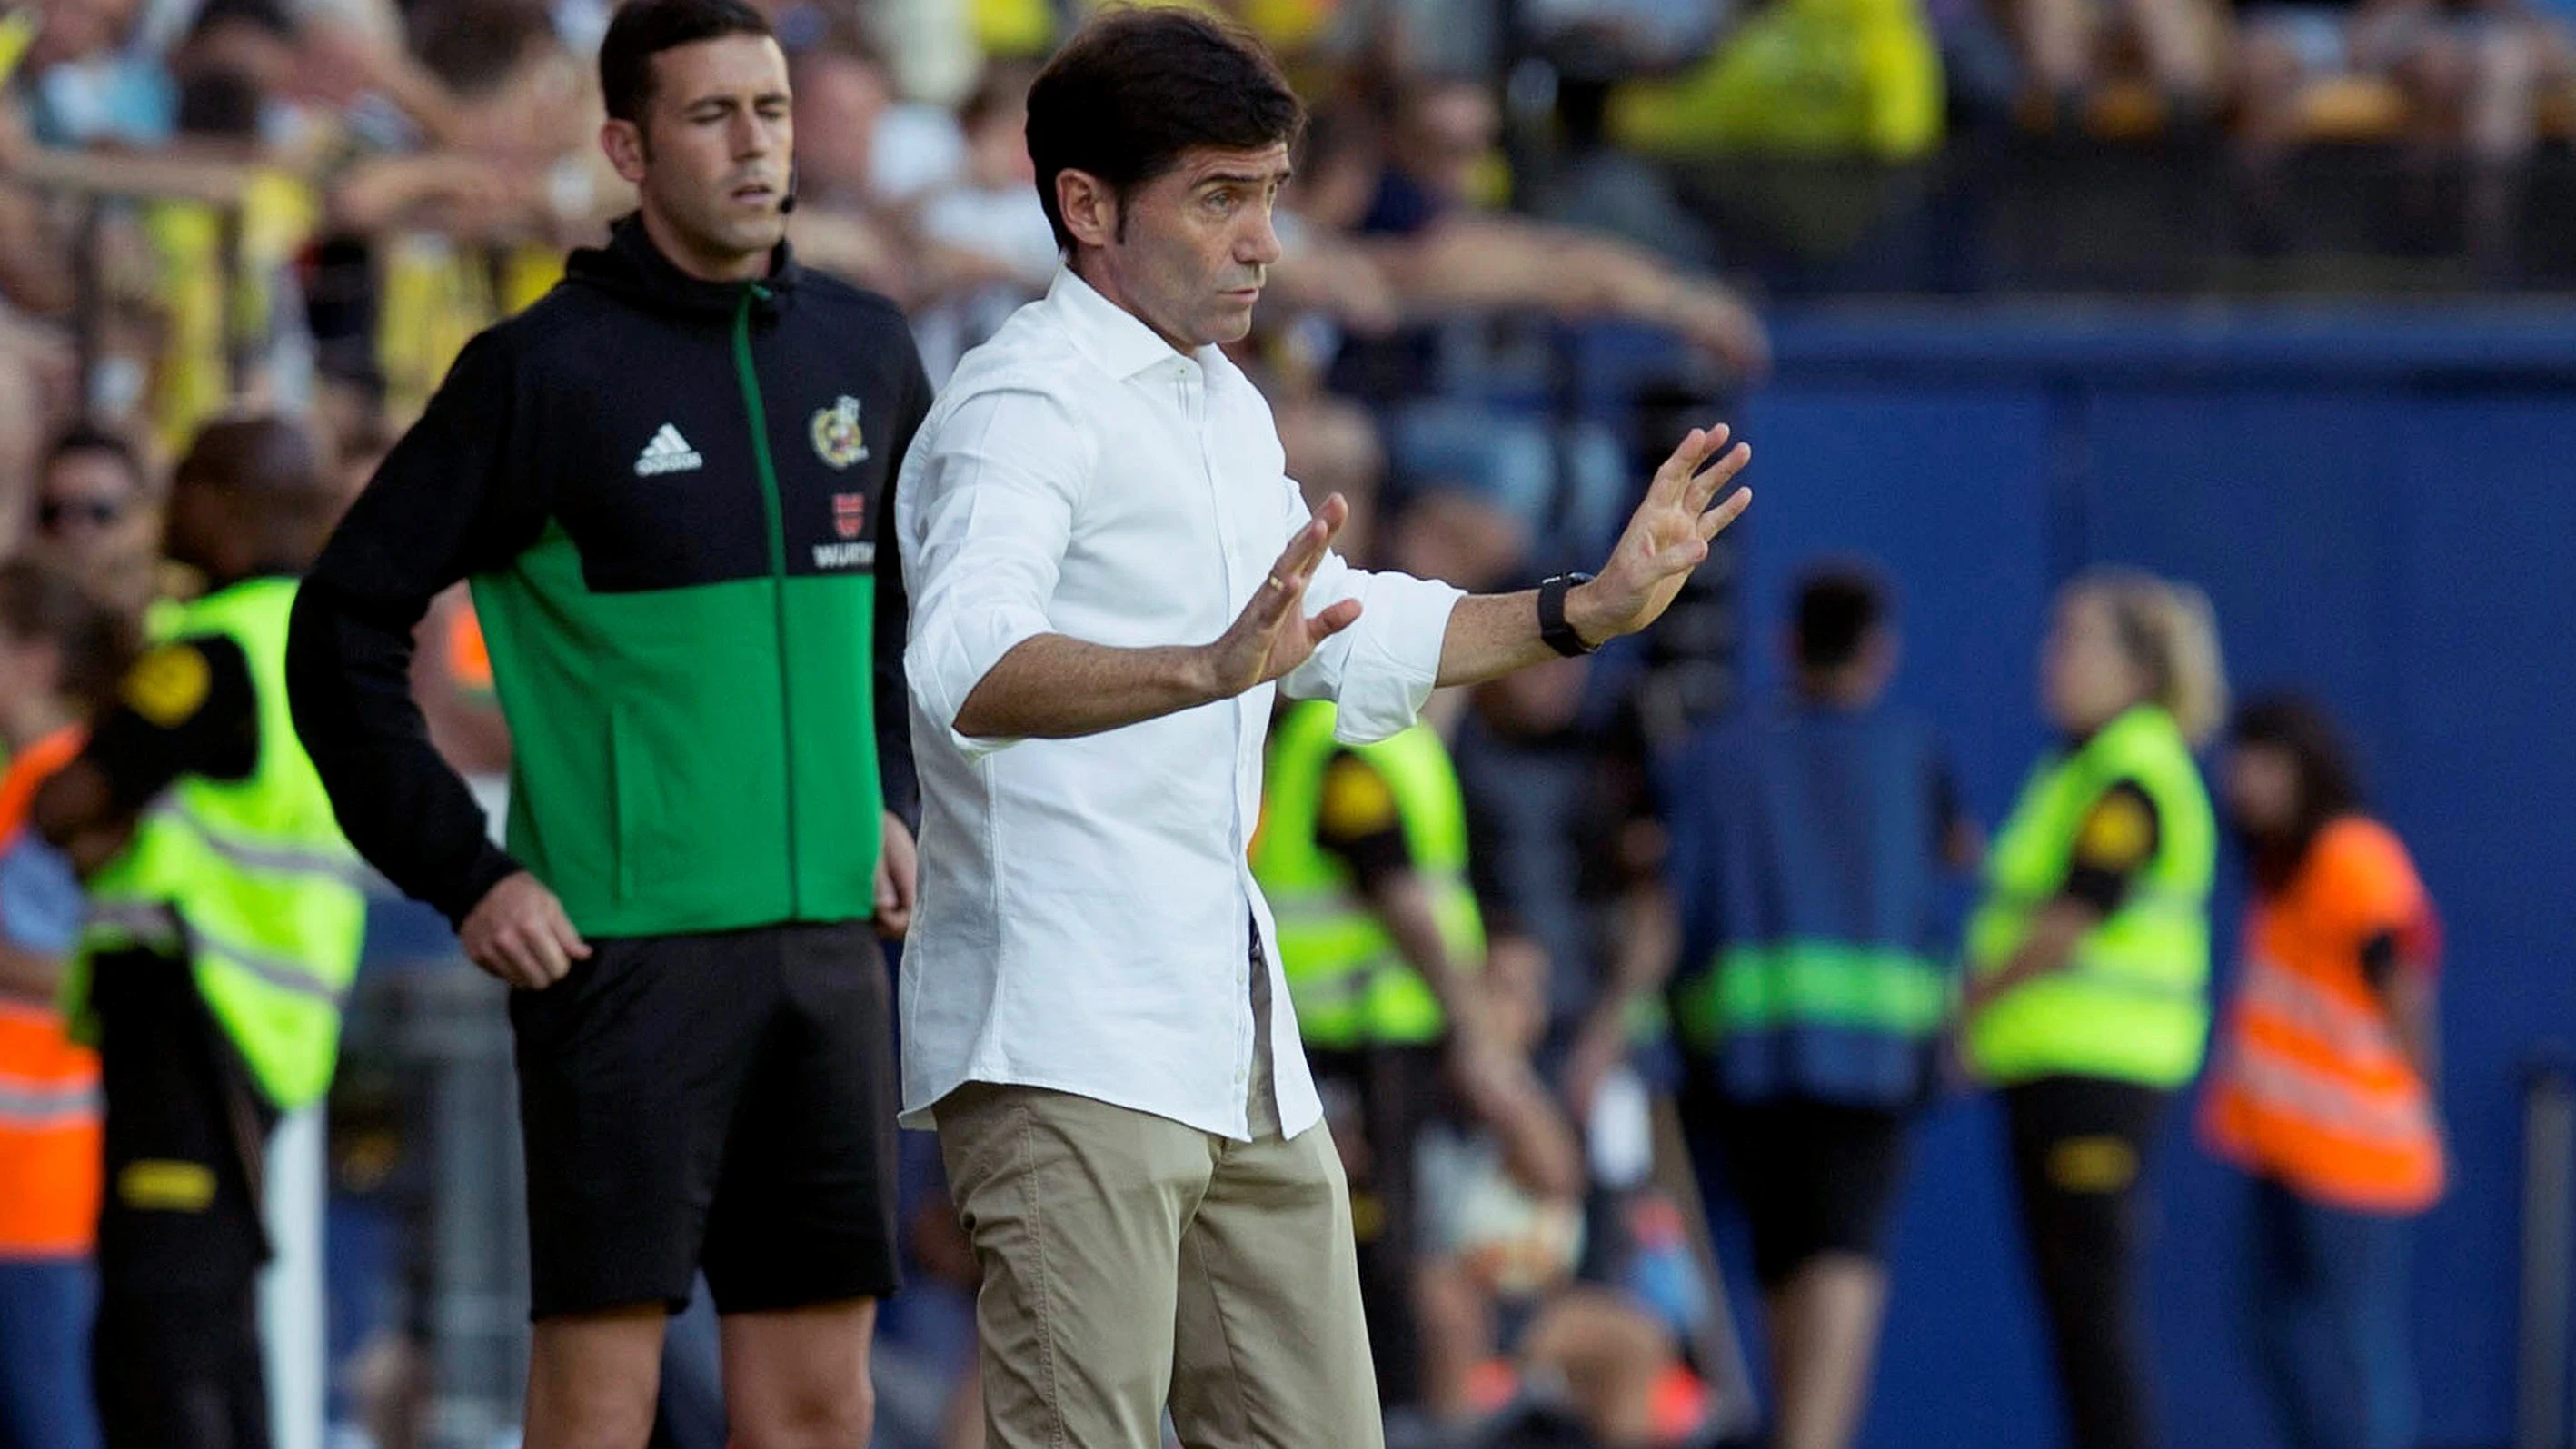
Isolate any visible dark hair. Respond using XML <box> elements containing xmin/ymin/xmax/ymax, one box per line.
<box><xmin>43</xmin><ymin>421</ymin><xmax>148</xmax><ymax>498</ymax></box>
<box><xmin>599</xmin><ymin>0</ymin><xmax>773</xmax><ymax>127</ymax></box>
<box><xmin>175</xmin><ymin>414</ymin><xmax>339</xmax><ymax>572</ymax></box>
<box><xmin>411</xmin><ymin>0</ymin><xmax>553</xmax><ymax>96</ymax></box>
<box><xmin>0</xmin><ymin>560</ymin><xmax>137</xmax><ymax>719</ymax></box>
<box><xmin>2229</xmin><ymin>693</ymin><xmax>2365</xmax><ymax>890</ymax></box>
<box><xmin>1792</xmin><ymin>563</ymin><xmax>1889</xmax><ymax>673</ymax></box>
<box><xmin>175</xmin><ymin>65</ymin><xmax>264</xmax><ymax>138</ymax></box>
<box><xmin>1025</xmin><ymin>7</ymin><xmax>1304</xmax><ymax>254</ymax></box>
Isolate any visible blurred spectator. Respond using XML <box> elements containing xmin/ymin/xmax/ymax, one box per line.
<box><xmin>1333</xmin><ymin>78</ymin><xmax>1768</xmax><ymax>376</ymax></box>
<box><xmin>1661</xmin><ymin>564</ymin><xmax>1976</xmax><ymax>1449</ymax></box>
<box><xmin>1311</xmin><ymin>80</ymin><xmax>1764</xmax><ymax>567</ymax></box>
<box><xmin>2233</xmin><ymin>0</ymin><xmax>2575</xmax><ymax>254</ymax></box>
<box><xmin>1957</xmin><ymin>568</ymin><xmax>2228</xmax><ymax>1449</ymax></box>
<box><xmin>2237</xmin><ymin>0</ymin><xmax>2573</xmax><ymax>161</ymax></box>
<box><xmin>784</xmin><ymin>35</ymin><xmax>890</xmax><ymax>207</ymax></box>
<box><xmin>1601</xmin><ymin>0</ymin><xmax>1945</xmax><ymax>160</ymax></box>
<box><xmin>2009</xmin><ymin>0</ymin><xmax>2228</xmax><ymax>128</ymax></box>
<box><xmin>35</xmin><ymin>414</ymin><xmax>356</xmax><ymax>1449</ymax></box>
<box><xmin>0</xmin><ymin>316</ymin><xmax>70</xmax><ymax>559</ymax></box>
<box><xmin>321</xmin><ymin>0</ymin><xmax>608</xmax><ymax>238</ymax></box>
<box><xmin>909</xmin><ymin>63</ymin><xmax>1059</xmax><ymax>376</ymax></box>
<box><xmin>21</xmin><ymin>0</ymin><xmax>174</xmax><ymax>146</ymax></box>
<box><xmin>917</xmin><ymin>65</ymin><xmax>1054</xmax><ymax>288</ymax></box>
<box><xmin>1518</xmin><ymin>75</ymin><xmax>1720</xmax><ymax>269</ymax></box>
<box><xmin>860</xmin><ymin>0</ymin><xmax>983</xmax><ymax>107</ymax></box>
<box><xmin>2200</xmin><ymin>695</ymin><xmax>2443</xmax><ymax>1449</ymax></box>
<box><xmin>781</xmin><ymin>41</ymin><xmax>913</xmax><ymax>296</ymax></box>
<box><xmin>25</xmin><ymin>423</ymin><xmax>163</xmax><ymax>622</ymax></box>
<box><xmin>1413</xmin><ymin>934</ymin><xmax>1699</xmax><ymax>1446</ymax></box>
<box><xmin>0</xmin><ymin>560</ymin><xmax>129</xmax><ymax>1449</ymax></box>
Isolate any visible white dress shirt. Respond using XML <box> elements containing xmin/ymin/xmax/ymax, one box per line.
<box><xmin>894</xmin><ymin>268</ymin><xmax>1465</xmax><ymax>1141</ymax></box>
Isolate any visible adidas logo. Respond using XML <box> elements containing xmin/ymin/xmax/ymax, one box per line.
<box><xmin>634</xmin><ymin>424</ymin><xmax>704</xmax><ymax>477</ymax></box>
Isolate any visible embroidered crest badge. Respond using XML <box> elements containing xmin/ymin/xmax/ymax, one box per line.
<box><xmin>810</xmin><ymin>394</ymin><xmax>870</xmax><ymax>470</ymax></box>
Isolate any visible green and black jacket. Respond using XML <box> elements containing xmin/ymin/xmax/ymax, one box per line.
<box><xmin>288</xmin><ymin>216</ymin><xmax>928</xmax><ymax>938</ymax></box>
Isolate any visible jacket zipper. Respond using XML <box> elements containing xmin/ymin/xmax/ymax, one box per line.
<box><xmin>733</xmin><ymin>285</ymin><xmax>801</xmax><ymax>918</ymax></box>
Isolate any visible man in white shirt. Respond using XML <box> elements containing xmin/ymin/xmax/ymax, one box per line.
<box><xmin>893</xmin><ymin>11</ymin><xmax>1752</xmax><ymax>1447</ymax></box>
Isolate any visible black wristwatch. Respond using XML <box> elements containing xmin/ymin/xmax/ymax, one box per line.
<box><xmin>1537</xmin><ymin>572</ymin><xmax>1598</xmax><ymax>658</ymax></box>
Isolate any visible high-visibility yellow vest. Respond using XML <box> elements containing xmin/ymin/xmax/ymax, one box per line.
<box><xmin>67</xmin><ymin>577</ymin><xmax>367</xmax><ymax>1111</ymax></box>
<box><xmin>1251</xmin><ymin>700</ymin><xmax>1482</xmax><ymax>1049</ymax></box>
<box><xmin>1965</xmin><ymin>704</ymin><xmax>2216</xmax><ymax>1088</ymax></box>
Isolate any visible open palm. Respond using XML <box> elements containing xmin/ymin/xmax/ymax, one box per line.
<box><xmin>1206</xmin><ymin>493</ymin><xmax>1364</xmax><ymax>698</ymax></box>
<box><xmin>1585</xmin><ymin>424</ymin><xmax>1753</xmax><ymax>640</ymax></box>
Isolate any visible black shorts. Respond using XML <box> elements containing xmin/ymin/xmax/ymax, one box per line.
<box><xmin>509</xmin><ymin>919</ymin><xmax>900</xmax><ymax>1319</ymax></box>
<box><xmin>1694</xmin><ymin>1096</ymin><xmax>1911</xmax><ymax>1288</ymax></box>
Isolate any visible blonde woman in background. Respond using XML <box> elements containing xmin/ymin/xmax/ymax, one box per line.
<box><xmin>1958</xmin><ymin>568</ymin><xmax>2228</xmax><ymax>1449</ymax></box>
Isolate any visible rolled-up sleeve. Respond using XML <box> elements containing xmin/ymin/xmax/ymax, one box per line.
<box><xmin>1278</xmin><ymin>483</ymin><xmax>1463</xmax><ymax>744</ymax></box>
<box><xmin>896</xmin><ymin>384</ymin><xmax>1094</xmax><ymax>759</ymax></box>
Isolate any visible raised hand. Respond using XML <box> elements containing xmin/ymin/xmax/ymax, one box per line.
<box><xmin>1201</xmin><ymin>493</ymin><xmax>1365</xmax><ymax>700</ymax></box>
<box><xmin>1569</xmin><ymin>424</ymin><xmax>1752</xmax><ymax>646</ymax></box>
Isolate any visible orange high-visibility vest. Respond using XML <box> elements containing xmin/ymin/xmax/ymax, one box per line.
<box><xmin>0</xmin><ymin>727</ymin><xmax>104</xmax><ymax>1257</ymax></box>
<box><xmin>443</xmin><ymin>595</ymin><xmax>492</xmax><ymax>696</ymax></box>
<box><xmin>2202</xmin><ymin>817</ymin><xmax>2444</xmax><ymax>1215</ymax></box>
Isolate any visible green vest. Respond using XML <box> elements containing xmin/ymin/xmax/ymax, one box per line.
<box><xmin>69</xmin><ymin>577</ymin><xmax>367</xmax><ymax>1112</ymax></box>
<box><xmin>1964</xmin><ymin>704</ymin><xmax>2216</xmax><ymax>1088</ymax></box>
<box><xmin>1251</xmin><ymin>700</ymin><xmax>1483</xmax><ymax>1049</ymax></box>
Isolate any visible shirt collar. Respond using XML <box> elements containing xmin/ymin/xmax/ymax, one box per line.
<box><xmin>1046</xmin><ymin>265</ymin><xmax>1219</xmax><ymax>380</ymax></box>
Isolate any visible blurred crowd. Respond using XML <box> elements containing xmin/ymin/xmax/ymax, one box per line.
<box><xmin>0</xmin><ymin>0</ymin><xmax>2501</xmax><ymax>1444</ymax></box>
<box><xmin>0</xmin><ymin>0</ymin><xmax>2561</xmax><ymax>515</ymax></box>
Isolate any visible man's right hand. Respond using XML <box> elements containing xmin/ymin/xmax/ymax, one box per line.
<box><xmin>1198</xmin><ymin>493</ymin><xmax>1365</xmax><ymax>700</ymax></box>
<box><xmin>460</xmin><ymin>871</ymin><xmax>591</xmax><ymax>989</ymax></box>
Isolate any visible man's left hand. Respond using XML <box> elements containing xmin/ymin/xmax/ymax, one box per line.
<box><xmin>1566</xmin><ymin>424</ymin><xmax>1752</xmax><ymax>647</ymax></box>
<box><xmin>875</xmin><ymin>812</ymin><xmax>918</xmax><ymax>940</ymax></box>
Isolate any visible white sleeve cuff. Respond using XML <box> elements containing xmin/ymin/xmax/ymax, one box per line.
<box><xmin>1312</xmin><ymin>570</ymin><xmax>1463</xmax><ymax>744</ymax></box>
<box><xmin>913</xmin><ymin>606</ymin><xmax>1056</xmax><ymax>760</ymax></box>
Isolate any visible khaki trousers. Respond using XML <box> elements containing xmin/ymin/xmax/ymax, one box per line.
<box><xmin>937</xmin><ymin>1083</ymin><xmax>1385</xmax><ymax>1449</ymax></box>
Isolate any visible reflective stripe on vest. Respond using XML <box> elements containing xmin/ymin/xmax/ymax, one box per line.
<box><xmin>1964</xmin><ymin>705</ymin><xmax>2217</xmax><ymax>1088</ymax></box>
<box><xmin>1250</xmin><ymin>700</ymin><xmax>1482</xmax><ymax>1049</ymax></box>
<box><xmin>84</xmin><ymin>899</ymin><xmax>349</xmax><ymax>1006</ymax></box>
<box><xmin>142</xmin><ymin>798</ymin><xmax>377</xmax><ymax>889</ymax></box>
<box><xmin>69</xmin><ymin>578</ymin><xmax>365</xmax><ymax>1112</ymax></box>
<box><xmin>2201</xmin><ymin>954</ymin><xmax>2444</xmax><ymax>1213</ymax></box>
<box><xmin>0</xmin><ymin>999</ymin><xmax>102</xmax><ymax>1255</ymax></box>
<box><xmin>0</xmin><ymin>1074</ymin><xmax>105</xmax><ymax>1125</ymax></box>
<box><xmin>1675</xmin><ymin>939</ymin><xmax>1952</xmax><ymax>1047</ymax></box>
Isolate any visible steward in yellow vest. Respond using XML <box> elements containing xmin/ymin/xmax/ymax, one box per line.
<box><xmin>1250</xmin><ymin>696</ymin><xmax>1497</xmax><ymax>1410</ymax></box>
<box><xmin>1255</xmin><ymin>698</ymin><xmax>1485</xmax><ymax>1049</ymax></box>
<box><xmin>34</xmin><ymin>417</ymin><xmax>357</xmax><ymax>1449</ymax></box>
<box><xmin>1955</xmin><ymin>569</ymin><xmax>2225</xmax><ymax>1449</ymax></box>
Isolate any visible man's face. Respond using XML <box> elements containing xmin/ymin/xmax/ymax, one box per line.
<box><xmin>1396</xmin><ymin>83</ymin><xmax>1497</xmax><ymax>204</ymax></box>
<box><xmin>33</xmin><ymin>449</ymin><xmax>152</xmax><ymax>576</ymax></box>
<box><xmin>1081</xmin><ymin>143</ymin><xmax>1290</xmax><ymax>352</ymax></box>
<box><xmin>607</xmin><ymin>34</ymin><xmax>793</xmax><ymax>275</ymax></box>
<box><xmin>788</xmin><ymin>51</ymin><xmax>886</xmax><ymax>201</ymax></box>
